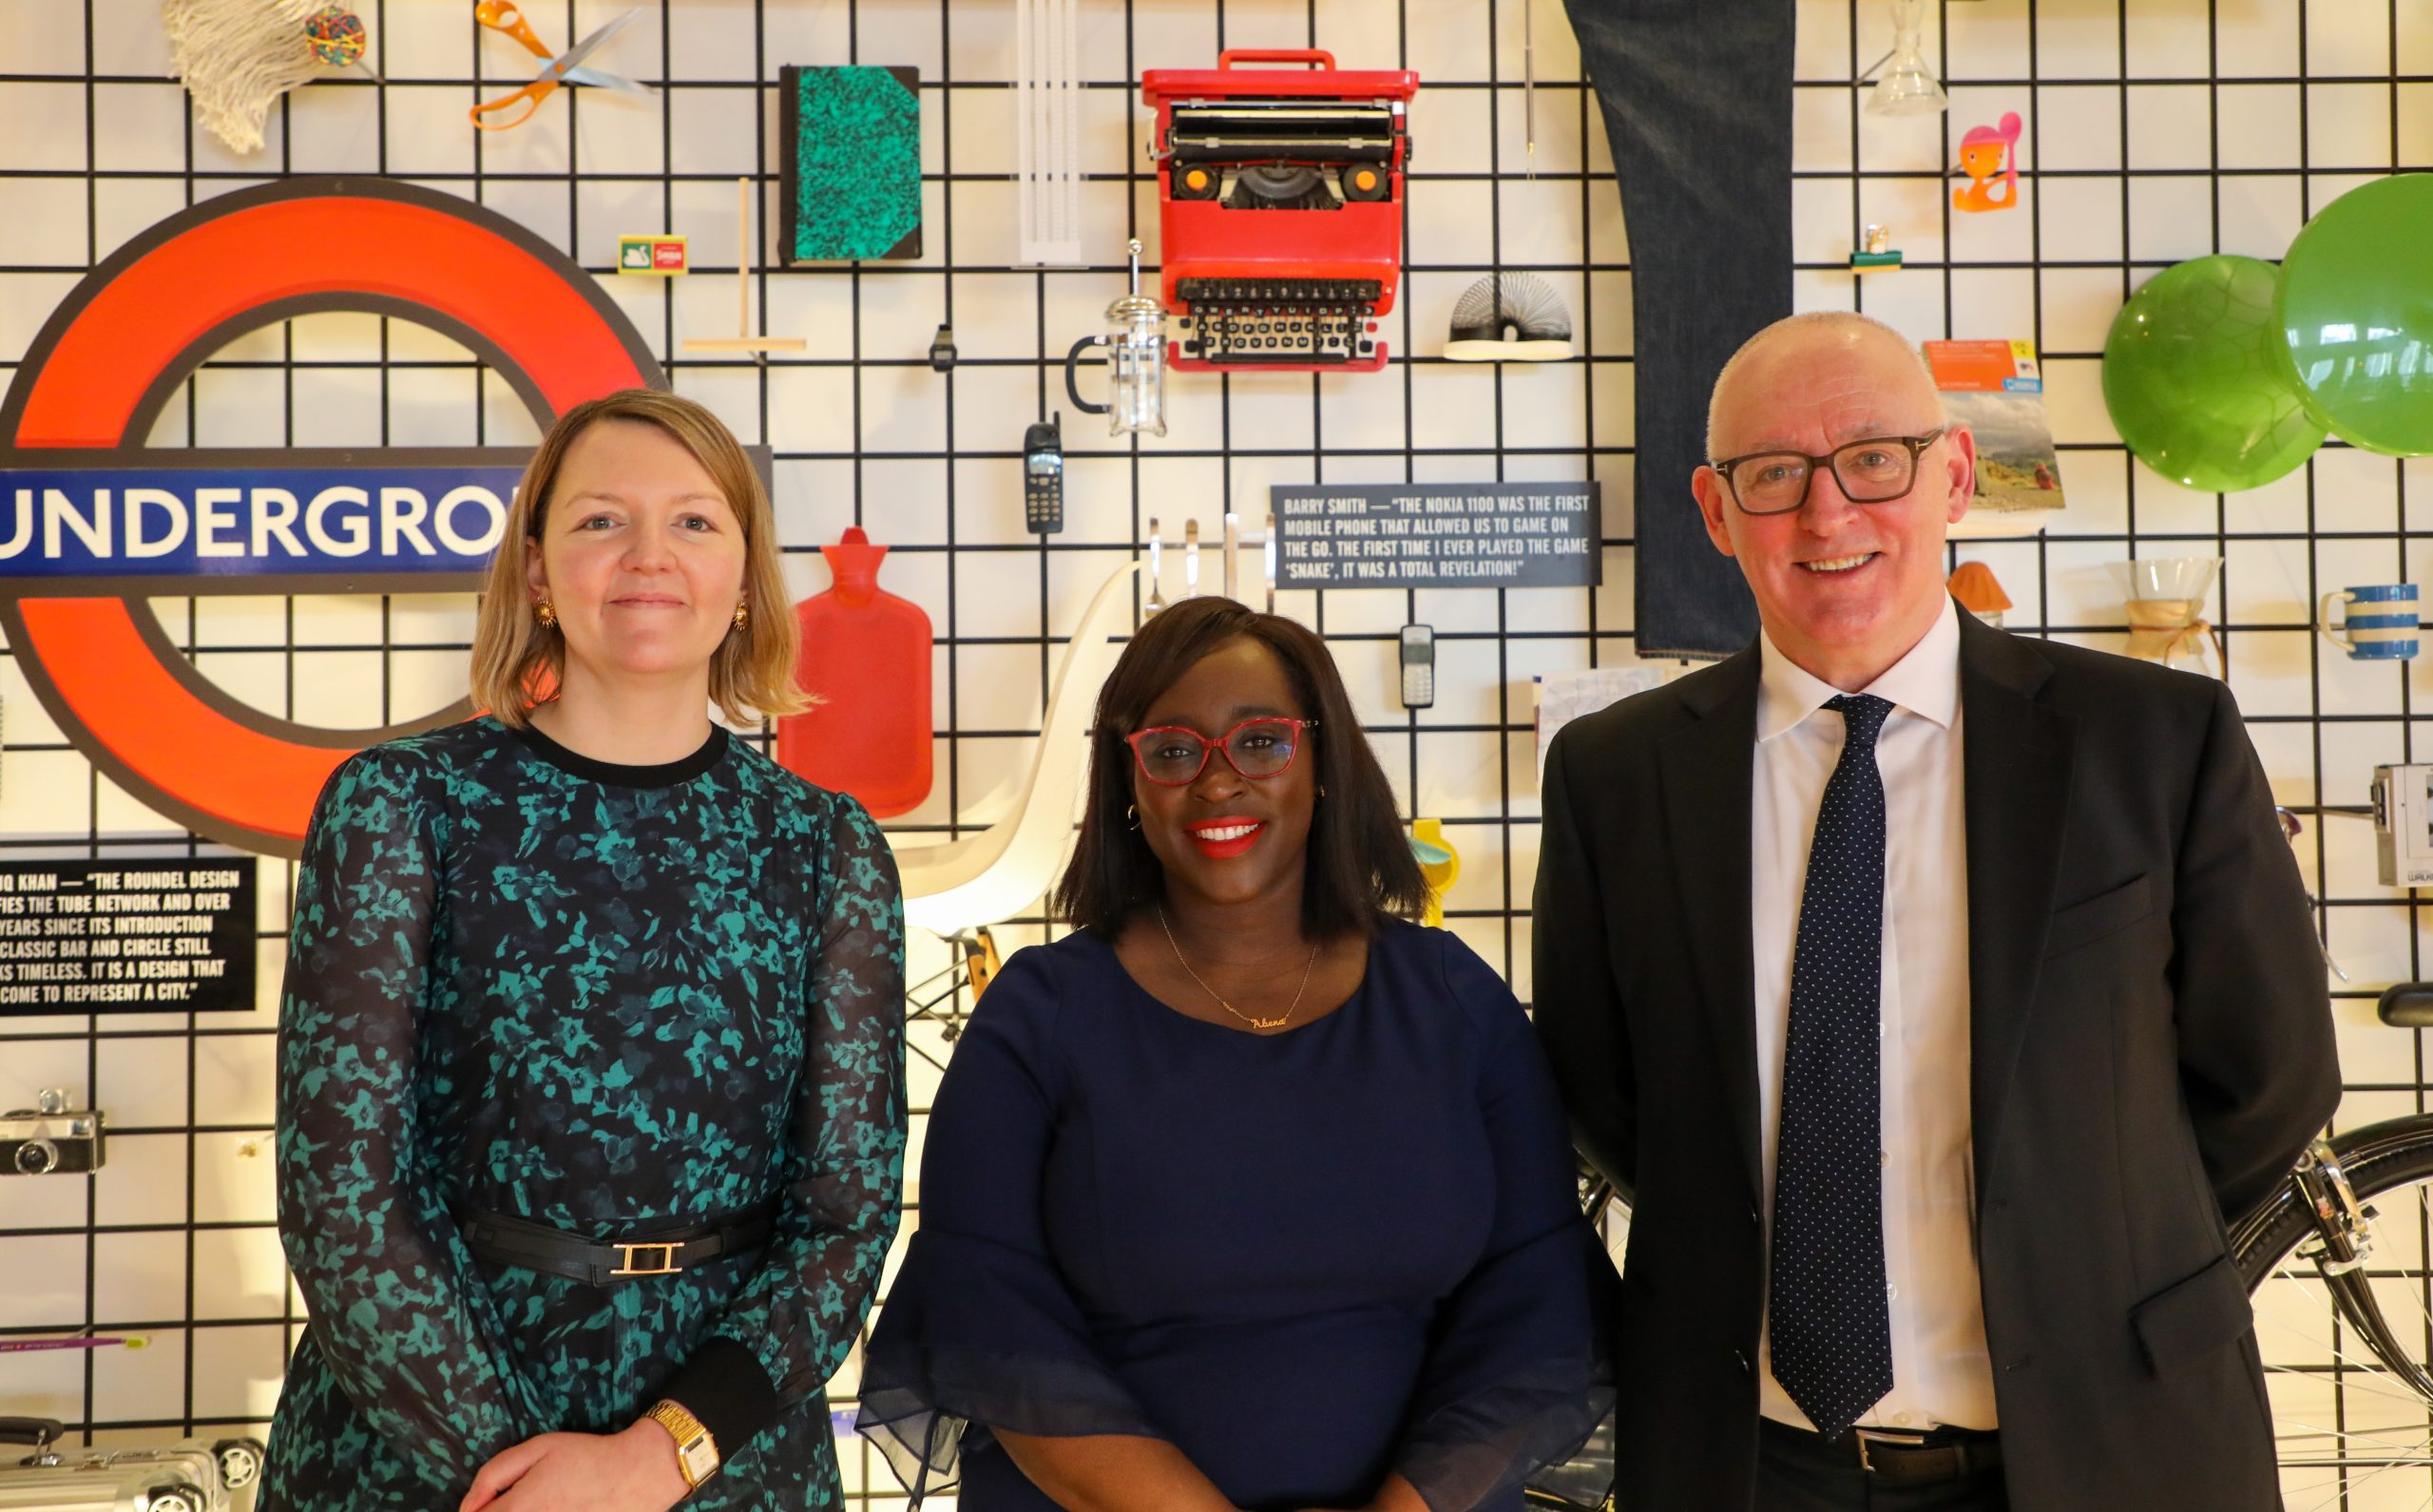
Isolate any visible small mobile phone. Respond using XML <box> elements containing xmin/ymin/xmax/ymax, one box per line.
<box><xmin>1024</xmin><ymin>414</ymin><xmax>1065</xmax><ymax>534</ymax></box>
<box><xmin>1399</xmin><ymin>622</ymin><xmax>1436</xmax><ymax>710</ymax></box>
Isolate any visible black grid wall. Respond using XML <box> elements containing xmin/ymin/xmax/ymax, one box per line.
<box><xmin>0</xmin><ymin>0</ymin><xmax>2425</xmax><ymax>1501</ymax></box>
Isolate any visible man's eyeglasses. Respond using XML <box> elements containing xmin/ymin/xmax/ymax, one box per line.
<box><xmin>1710</xmin><ymin>429</ymin><xmax>1949</xmax><ymax>516</ymax></box>
<box><xmin>1121</xmin><ymin>718</ymin><xmax>1317</xmax><ymax>786</ymax></box>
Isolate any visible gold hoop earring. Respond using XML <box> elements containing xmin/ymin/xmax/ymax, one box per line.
<box><xmin>535</xmin><ymin>601</ymin><xmax>557</xmax><ymax>629</ymax></box>
<box><xmin>732</xmin><ymin>602</ymin><xmax>749</xmax><ymax>630</ymax></box>
<box><xmin>1125</xmin><ymin>803</ymin><xmax>1140</xmax><ymax>830</ymax></box>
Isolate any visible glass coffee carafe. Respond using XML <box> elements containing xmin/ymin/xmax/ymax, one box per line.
<box><xmin>2109</xmin><ymin>557</ymin><xmax>2224</xmax><ymax>678</ymax></box>
<box><xmin>1063</xmin><ymin>238</ymin><xmax>1169</xmax><ymax>437</ymax></box>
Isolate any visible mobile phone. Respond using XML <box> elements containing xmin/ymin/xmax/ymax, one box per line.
<box><xmin>1024</xmin><ymin>414</ymin><xmax>1065</xmax><ymax>534</ymax></box>
<box><xmin>1399</xmin><ymin>622</ymin><xmax>1436</xmax><ymax>710</ymax></box>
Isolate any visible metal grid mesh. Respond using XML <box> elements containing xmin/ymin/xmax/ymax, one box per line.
<box><xmin>0</xmin><ymin>1</ymin><xmax>2424</xmax><ymax>1504</ymax></box>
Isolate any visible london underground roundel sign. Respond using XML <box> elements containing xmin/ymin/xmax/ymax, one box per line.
<box><xmin>0</xmin><ymin>177</ymin><xmax>663</xmax><ymax>857</ymax></box>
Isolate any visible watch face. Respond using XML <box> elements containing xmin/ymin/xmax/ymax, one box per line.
<box><xmin>679</xmin><ymin>1438</ymin><xmax>718</xmax><ymax>1480</ymax></box>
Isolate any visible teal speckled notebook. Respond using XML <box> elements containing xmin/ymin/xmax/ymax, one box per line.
<box><xmin>779</xmin><ymin>66</ymin><xmax>922</xmax><ymax>263</ymax></box>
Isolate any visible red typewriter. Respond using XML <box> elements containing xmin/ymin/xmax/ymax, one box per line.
<box><xmin>1141</xmin><ymin>49</ymin><xmax>1418</xmax><ymax>373</ymax></box>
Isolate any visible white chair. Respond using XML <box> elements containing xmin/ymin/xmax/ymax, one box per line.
<box><xmin>896</xmin><ymin>560</ymin><xmax>1140</xmax><ymax>935</ymax></box>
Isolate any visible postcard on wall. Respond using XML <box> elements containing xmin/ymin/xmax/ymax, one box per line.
<box><xmin>1928</xmin><ymin>338</ymin><xmax>2063</xmax><ymax>540</ymax></box>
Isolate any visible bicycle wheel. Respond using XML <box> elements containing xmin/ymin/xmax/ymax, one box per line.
<box><xmin>2232</xmin><ymin>1116</ymin><xmax>2433</xmax><ymax>1510</ymax></box>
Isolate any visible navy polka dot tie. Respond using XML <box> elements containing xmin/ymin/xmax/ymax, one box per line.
<box><xmin>1769</xmin><ymin>692</ymin><xmax>1896</xmax><ymax>1441</ymax></box>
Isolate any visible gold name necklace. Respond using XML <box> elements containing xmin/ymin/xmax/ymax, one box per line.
<box><xmin>1156</xmin><ymin>908</ymin><xmax>1321</xmax><ymax>1032</ymax></box>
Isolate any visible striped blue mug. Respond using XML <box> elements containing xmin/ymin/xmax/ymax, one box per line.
<box><xmin>2319</xmin><ymin>584</ymin><xmax>2421</xmax><ymax>660</ymax></box>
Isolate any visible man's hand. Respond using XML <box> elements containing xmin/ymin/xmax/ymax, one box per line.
<box><xmin>458</xmin><ymin>1421</ymin><xmax>694</xmax><ymax>1512</ymax></box>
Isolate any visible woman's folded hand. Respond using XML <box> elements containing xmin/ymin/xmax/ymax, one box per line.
<box><xmin>458</xmin><ymin>1423</ymin><xmax>693</xmax><ymax>1512</ymax></box>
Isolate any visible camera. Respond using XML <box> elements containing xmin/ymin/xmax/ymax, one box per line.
<box><xmin>0</xmin><ymin>1089</ymin><xmax>105</xmax><ymax>1176</ymax></box>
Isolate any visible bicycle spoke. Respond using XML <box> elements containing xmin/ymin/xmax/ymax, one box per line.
<box><xmin>2269</xmin><ymin>1420</ymin><xmax>2433</xmax><ymax>1460</ymax></box>
<box><xmin>2253</xmin><ymin>1312</ymin><xmax>2433</xmax><ymax>1412</ymax></box>
<box><xmin>2261</xmin><ymin>1355</ymin><xmax>2433</xmax><ymax>1414</ymax></box>
<box><xmin>2268</xmin><ymin>1409</ymin><xmax>2433</xmax><ymax>1447</ymax></box>
<box><xmin>2291</xmin><ymin>1450</ymin><xmax>2425</xmax><ymax>1509</ymax></box>
<box><xmin>2293</xmin><ymin>1448</ymin><xmax>2433</xmax><ymax>1512</ymax></box>
<box><xmin>2379</xmin><ymin>1183</ymin><xmax>2433</xmax><ymax>1342</ymax></box>
<box><xmin>2283</xmin><ymin>1467</ymin><xmax>2426</xmax><ymax>1501</ymax></box>
<box><xmin>2256</xmin><ymin>1264</ymin><xmax>2433</xmax><ymax>1381</ymax></box>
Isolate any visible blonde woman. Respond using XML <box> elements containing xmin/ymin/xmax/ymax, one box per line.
<box><xmin>265</xmin><ymin>390</ymin><xmax>905</xmax><ymax>1512</ymax></box>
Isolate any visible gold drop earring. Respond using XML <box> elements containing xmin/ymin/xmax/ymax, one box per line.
<box><xmin>732</xmin><ymin>602</ymin><xmax>749</xmax><ymax>630</ymax></box>
<box><xmin>535</xmin><ymin>600</ymin><xmax>557</xmax><ymax>629</ymax></box>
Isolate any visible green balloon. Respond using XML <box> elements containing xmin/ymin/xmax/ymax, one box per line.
<box><xmin>2102</xmin><ymin>255</ymin><xmax>2327</xmax><ymax>492</ymax></box>
<box><xmin>2274</xmin><ymin>173</ymin><xmax>2433</xmax><ymax>457</ymax></box>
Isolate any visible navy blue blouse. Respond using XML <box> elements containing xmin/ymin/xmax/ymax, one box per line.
<box><xmin>857</xmin><ymin>918</ymin><xmax>1612</xmax><ymax>1512</ymax></box>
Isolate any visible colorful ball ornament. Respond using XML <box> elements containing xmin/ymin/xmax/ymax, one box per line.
<box><xmin>302</xmin><ymin>7</ymin><xmax>367</xmax><ymax>69</ymax></box>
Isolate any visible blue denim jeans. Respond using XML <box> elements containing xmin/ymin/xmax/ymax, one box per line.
<box><xmin>1563</xmin><ymin>0</ymin><xmax>1793</xmax><ymax>658</ymax></box>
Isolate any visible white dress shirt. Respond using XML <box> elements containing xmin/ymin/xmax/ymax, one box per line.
<box><xmin>1751</xmin><ymin>596</ymin><xmax>1997</xmax><ymax>1433</ymax></box>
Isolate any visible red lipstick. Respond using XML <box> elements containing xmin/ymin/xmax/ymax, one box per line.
<box><xmin>1184</xmin><ymin>817</ymin><xmax>1266</xmax><ymax>859</ymax></box>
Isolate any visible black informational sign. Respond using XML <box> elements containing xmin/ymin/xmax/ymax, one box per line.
<box><xmin>1272</xmin><ymin>482</ymin><xmax>1601</xmax><ymax>590</ymax></box>
<box><xmin>0</xmin><ymin>859</ymin><xmax>257</xmax><ymax>1016</ymax></box>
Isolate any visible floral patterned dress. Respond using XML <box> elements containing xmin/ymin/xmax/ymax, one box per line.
<box><xmin>263</xmin><ymin>717</ymin><xmax>905</xmax><ymax>1510</ymax></box>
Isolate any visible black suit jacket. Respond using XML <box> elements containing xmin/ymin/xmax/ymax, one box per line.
<box><xmin>1533</xmin><ymin>608</ymin><xmax>2340</xmax><ymax>1511</ymax></box>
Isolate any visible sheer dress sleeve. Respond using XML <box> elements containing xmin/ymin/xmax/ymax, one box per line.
<box><xmin>658</xmin><ymin>792</ymin><xmax>909</xmax><ymax>1459</ymax></box>
<box><xmin>275</xmin><ymin>748</ymin><xmax>540</xmax><ymax>1494</ymax></box>
<box><xmin>855</xmin><ymin>946</ymin><xmax>1167</xmax><ymax>1499</ymax></box>
<box><xmin>1392</xmin><ymin>935</ymin><xmax>1619</xmax><ymax>1512</ymax></box>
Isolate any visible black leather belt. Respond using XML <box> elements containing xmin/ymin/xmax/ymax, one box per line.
<box><xmin>1851</xmin><ymin>1426</ymin><xmax>2002</xmax><ymax>1483</ymax></box>
<box><xmin>451</xmin><ymin>1201</ymin><xmax>776</xmax><ymax>1287</ymax></box>
<box><xmin>1761</xmin><ymin>1415</ymin><xmax>2003</xmax><ymax>1484</ymax></box>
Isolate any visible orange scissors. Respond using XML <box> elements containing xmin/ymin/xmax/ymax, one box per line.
<box><xmin>471</xmin><ymin>1</ymin><xmax>653</xmax><ymax>132</ymax></box>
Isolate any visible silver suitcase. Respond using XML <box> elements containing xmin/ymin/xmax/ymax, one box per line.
<box><xmin>0</xmin><ymin>1418</ymin><xmax>261</xmax><ymax>1512</ymax></box>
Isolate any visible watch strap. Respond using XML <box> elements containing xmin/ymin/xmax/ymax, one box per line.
<box><xmin>644</xmin><ymin>1398</ymin><xmax>719</xmax><ymax>1487</ymax></box>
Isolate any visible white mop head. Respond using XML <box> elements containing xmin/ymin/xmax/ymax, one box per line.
<box><xmin>162</xmin><ymin>0</ymin><xmax>328</xmax><ymax>156</ymax></box>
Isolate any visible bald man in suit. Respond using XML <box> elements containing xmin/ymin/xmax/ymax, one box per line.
<box><xmin>1534</xmin><ymin>312</ymin><xmax>2338</xmax><ymax>1510</ymax></box>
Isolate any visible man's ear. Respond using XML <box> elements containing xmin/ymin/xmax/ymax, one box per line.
<box><xmin>1941</xmin><ymin>425</ymin><xmax>1978</xmax><ymax>526</ymax></box>
<box><xmin>1691</xmin><ymin>467</ymin><xmax>1740</xmax><ymax>559</ymax></box>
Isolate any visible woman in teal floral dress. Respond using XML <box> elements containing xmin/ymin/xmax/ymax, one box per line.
<box><xmin>265</xmin><ymin>391</ymin><xmax>905</xmax><ymax>1512</ymax></box>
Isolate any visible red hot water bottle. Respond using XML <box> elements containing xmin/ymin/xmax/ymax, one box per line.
<box><xmin>777</xmin><ymin>526</ymin><xmax>934</xmax><ymax>816</ymax></box>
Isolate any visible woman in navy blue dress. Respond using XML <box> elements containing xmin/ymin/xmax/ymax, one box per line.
<box><xmin>858</xmin><ymin>597</ymin><xmax>1612</xmax><ymax>1512</ymax></box>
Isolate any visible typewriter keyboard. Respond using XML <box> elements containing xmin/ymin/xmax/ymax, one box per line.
<box><xmin>1175</xmin><ymin>278</ymin><xmax>1383</xmax><ymax>365</ymax></box>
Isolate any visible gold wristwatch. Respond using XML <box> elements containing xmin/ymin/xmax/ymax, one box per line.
<box><xmin>642</xmin><ymin>1398</ymin><xmax>720</xmax><ymax>1488</ymax></box>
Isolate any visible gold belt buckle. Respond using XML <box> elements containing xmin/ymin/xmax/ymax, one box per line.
<box><xmin>1852</xmin><ymin>1426</ymin><xmax>1928</xmax><ymax>1474</ymax></box>
<box><xmin>610</xmin><ymin>1240</ymin><xmax>683</xmax><ymax>1277</ymax></box>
